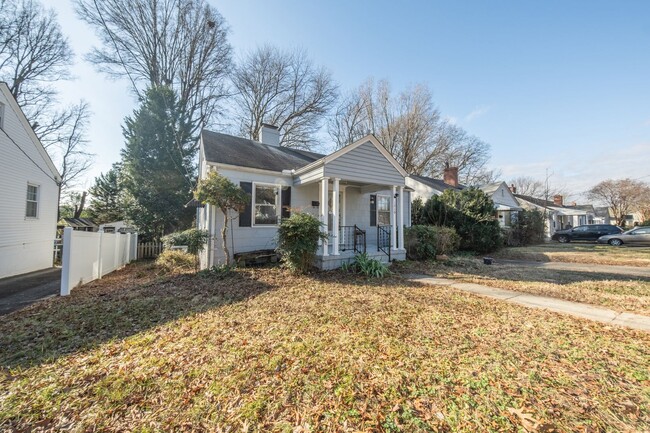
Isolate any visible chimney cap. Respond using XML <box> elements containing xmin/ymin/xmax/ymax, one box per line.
<box><xmin>261</xmin><ymin>123</ymin><xmax>279</xmax><ymax>130</ymax></box>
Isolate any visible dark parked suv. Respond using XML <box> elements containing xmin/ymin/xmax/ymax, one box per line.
<box><xmin>551</xmin><ymin>224</ymin><xmax>622</xmax><ymax>243</ymax></box>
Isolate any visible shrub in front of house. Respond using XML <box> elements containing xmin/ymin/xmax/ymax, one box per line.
<box><xmin>404</xmin><ymin>225</ymin><xmax>460</xmax><ymax>260</ymax></box>
<box><xmin>155</xmin><ymin>250</ymin><xmax>196</xmax><ymax>273</ymax></box>
<box><xmin>162</xmin><ymin>228</ymin><xmax>209</xmax><ymax>255</ymax></box>
<box><xmin>508</xmin><ymin>209</ymin><xmax>545</xmax><ymax>246</ymax></box>
<box><xmin>276</xmin><ymin>212</ymin><xmax>327</xmax><ymax>274</ymax></box>
<box><xmin>342</xmin><ymin>252</ymin><xmax>390</xmax><ymax>278</ymax></box>
<box><xmin>421</xmin><ymin>189</ymin><xmax>503</xmax><ymax>253</ymax></box>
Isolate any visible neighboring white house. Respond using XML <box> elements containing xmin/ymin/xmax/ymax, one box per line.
<box><xmin>197</xmin><ymin>126</ymin><xmax>410</xmax><ymax>270</ymax></box>
<box><xmin>514</xmin><ymin>194</ymin><xmax>594</xmax><ymax>239</ymax></box>
<box><xmin>406</xmin><ymin>171</ymin><xmax>521</xmax><ymax>227</ymax></box>
<box><xmin>479</xmin><ymin>182</ymin><xmax>522</xmax><ymax>227</ymax></box>
<box><xmin>0</xmin><ymin>82</ymin><xmax>61</xmax><ymax>279</ymax></box>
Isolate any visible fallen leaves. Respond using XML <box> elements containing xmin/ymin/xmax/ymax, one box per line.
<box><xmin>1</xmin><ymin>263</ymin><xmax>649</xmax><ymax>432</ymax></box>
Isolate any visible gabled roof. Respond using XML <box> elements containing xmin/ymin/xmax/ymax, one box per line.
<box><xmin>514</xmin><ymin>194</ymin><xmax>556</xmax><ymax>208</ymax></box>
<box><xmin>201</xmin><ymin>129</ymin><xmax>324</xmax><ymax>172</ymax></box>
<box><xmin>0</xmin><ymin>82</ymin><xmax>61</xmax><ymax>183</ymax></box>
<box><xmin>60</xmin><ymin>218</ymin><xmax>97</xmax><ymax>228</ymax></box>
<box><xmin>409</xmin><ymin>174</ymin><xmax>465</xmax><ymax>192</ymax></box>
<box><xmin>292</xmin><ymin>134</ymin><xmax>409</xmax><ymax>178</ymax></box>
<box><xmin>478</xmin><ymin>182</ymin><xmax>502</xmax><ymax>195</ymax></box>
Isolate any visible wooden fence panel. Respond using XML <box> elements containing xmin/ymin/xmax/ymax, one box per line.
<box><xmin>138</xmin><ymin>241</ymin><xmax>164</xmax><ymax>259</ymax></box>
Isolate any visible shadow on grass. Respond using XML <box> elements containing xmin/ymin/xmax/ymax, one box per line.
<box><xmin>0</xmin><ymin>261</ymin><xmax>274</xmax><ymax>370</ymax></box>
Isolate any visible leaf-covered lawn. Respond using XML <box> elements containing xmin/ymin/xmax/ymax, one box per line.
<box><xmin>1</xmin><ymin>262</ymin><xmax>649</xmax><ymax>432</ymax></box>
<box><xmin>398</xmin><ymin>257</ymin><xmax>650</xmax><ymax>316</ymax></box>
<box><xmin>493</xmin><ymin>243</ymin><xmax>650</xmax><ymax>267</ymax></box>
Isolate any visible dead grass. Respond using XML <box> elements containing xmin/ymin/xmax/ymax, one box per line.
<box><xmin>494</xmin><ymin>243</ymin><xmax>650</xmax><ymax>267</ymax></box>
<box><xmin>1</xmin><ymin>262</ymin><xmax>649</xmax><ymax>432</ymax></box>
<box><xmin>398</xmin><ymin>258</ymin><xmax>650</xmax><ymax>316</ymax></box>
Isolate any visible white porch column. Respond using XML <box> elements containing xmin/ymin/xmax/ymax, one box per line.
<box><xmin>398</xmin><ymin>186</ymin><xmax>405</xmax><ymax>250</ymax></box>
<box><xmin>320</xmin><ymin>177</ymin><xmax>329</xmax><ymax>256</ymax></box>
<box><xmin>332</xmin><ymin>178</ymin><xmax>340</xmax><ymax>255</ymax></box>
<box><xmin>391</xmin><ymin>185</ymin><xmax>398</xmax><ymax>250</ymax></box>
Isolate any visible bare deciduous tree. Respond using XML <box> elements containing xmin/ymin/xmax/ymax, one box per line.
<box><xmin>0</xmin><ymin>0</ymin><xmax>93</xmax><ymax>199</ymax></box>
<box><xmin>587</xmin><ymin>178</ymin><xmax>650</xmax><ymax>226</ymax></box>
<box><xmin>508</xmin><ymin>175</ymin><xmax>568</xmax><ymax>201</ymax></box>
<box><xmin>0</xmin><ymin>0</ymin><xmax>73</xmax><ymax>115</ymax></box>
<box><xmin>54</xmin><ymin>102</ymin><xmax>93</xmax><ymax>192</ymax></box>
<box><xmin>231</xmin><ymin>45</ymin><xmax>338</xmax><ymax>149</ymax></box>
<box><xmin>75</xmin><ymin>0</ymin><xmax>232</xmax><ymax>139</ymax></box>
<box><xmin>329</xmin><ymin>78</ymin><xmax>497</xmax><ymax>184</ymax></box>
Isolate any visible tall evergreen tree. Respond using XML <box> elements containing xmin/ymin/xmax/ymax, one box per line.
<box><xmin>121</xmin><ymin>86</ymin><xmax>195</xmax><ymax>239</ymax></box>
<box><xmin>87</xmin><ymin>163</ymin><xmax>127</xmax><ymax>224</ymax></box>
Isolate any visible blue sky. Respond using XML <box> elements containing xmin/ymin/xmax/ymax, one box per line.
<box><xmin>49</xmin><ymin>0</ymin><xmax>650</xmax><ymax>198</ymax></box>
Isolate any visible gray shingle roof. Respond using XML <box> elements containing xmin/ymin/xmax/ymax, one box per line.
<box><xmin>514</xmin><ymin>194</ymin><xmax>555</xmax><ymax>208</ymax></box>
<box><xmin>201</xmin><ymin>129</ymin><xmax>324</xmax><ymax>172</ymax></box>
<box><xmin>410</xmin><ymin>174</ymin><xmax>465</xmax><ymax>192</ymax></box>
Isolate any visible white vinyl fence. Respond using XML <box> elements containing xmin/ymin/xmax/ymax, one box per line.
<box><xmin>60</xmin><ymin>227</ymin><xmax>138</xmax><ymax>296</ymax></box>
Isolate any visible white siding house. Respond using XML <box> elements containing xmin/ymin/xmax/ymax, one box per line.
<box><xmin>197</xmin><ymin>127</ymin><xmax>410</xmax><ymax>270</ymax></box>
<box><xmin>0</xmin><ymin>82</ymin><xmax>61</xmax><ymax>279</ymax></box>
<box><xmin>479</xmin><ymin>182</ymin><xmax>522</xmax><ymax>227</ymax></box>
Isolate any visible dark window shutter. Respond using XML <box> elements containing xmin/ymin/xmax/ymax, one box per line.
<box><xmin>281</xmin><ymin>186</ymin><xmax>291</xmax><ymax>219</ymax></box>
<box><xmin>239</xmin><ymin>182</ymin><xmax>252</xmax><ymax>227</ymax></box>
<box><xmin>370</xmin><ymin>194</ymin><xmax>377</xmax><ymax>227</ymax></box>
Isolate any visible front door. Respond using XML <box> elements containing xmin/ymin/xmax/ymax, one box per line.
<box><xmin>376</xmin><ymin>195</ymin><xmax>391</xmax><ymax>226</ymax></box>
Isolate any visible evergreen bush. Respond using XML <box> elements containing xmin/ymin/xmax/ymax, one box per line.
<box><xmin>276</xmin><ymin>212</ymin><xmax>327</xmax><ymax>274</ymax></box>
<box><xmin>404</xmin><ymin>225</ymin><xmax>460</xmax><ymax>260</ymax></box>
<box><xmin>421</xmin><ymin>188</ymin><xmax>502</xmax><ymax>253</ymax></box>
<box><xmin>162</xmin><ymin>228</ymin><xmax>209</xmax><ymax>255</ymax></box>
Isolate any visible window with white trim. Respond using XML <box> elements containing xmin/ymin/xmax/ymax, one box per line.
<box><xmin>377</xmin><ymin>195</ymin><xmax>391</xmax><ymax>225</ymax></box>
<box><xmin>26</xmin><ymin>184</ymin><xmax>39</xmax><ymax>218</ymax></box>
<box><xmin>253</xmin><ymin>183</ymin><xmax>280</xmax><ymax>225</ymax></box>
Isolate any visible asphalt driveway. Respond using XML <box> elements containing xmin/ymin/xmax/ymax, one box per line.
<box><xmin>0</xmin><ymin>268</ymin><xmax>61</xmax><ymax>316</ymax></box>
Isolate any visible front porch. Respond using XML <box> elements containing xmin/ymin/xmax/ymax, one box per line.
<box><xmin>314</xmin><ymin>224</ymin><xmax>407</xmax><ymax>270</ymax></box>
<box><xmin>299</xmin><ymin>175</ymin><xmax>408</xmax><ymax>269</ymax></box>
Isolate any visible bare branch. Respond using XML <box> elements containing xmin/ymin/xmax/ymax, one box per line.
<box><xmin>231</xmin><ymin>45</ymin><xmax>338</xmax><ymax>149</ymax></box>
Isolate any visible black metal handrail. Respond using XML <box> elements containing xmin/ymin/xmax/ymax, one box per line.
<box><xmin>339</xmin><ymin>225</ymin><xmax>366</xmax><ymax>254</ymax></box>
<box><xmin>377</xmin><ymin>225</ymin><xmax>391</xmax><ymax>261</ymax></box>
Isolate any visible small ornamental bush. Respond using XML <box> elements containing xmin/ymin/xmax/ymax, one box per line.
<box><xmin>404</xmin><ymin>225</ymin><xmax>460</xmax><ymax>260</ymax></box>
<box><xmin>277</xmin><ymin>212</ymin><xmax>327</xmax><ymax>274</ymax></box>
<box><xmin>343</xmin><ymin>253</ymin><xmax>390</xmax><ymax>278</ymax></box>
<box><xmin>162</xmin><ymin>229</ymin><xmax>209</xmax><ymax>255</ymax></box>
<box><xmin>155</xmin><ymin>250</ymin><xmax>195</xmax><ymax>273</ymax></box>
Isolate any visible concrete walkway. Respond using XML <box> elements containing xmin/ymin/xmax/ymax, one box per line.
<box><xmin>496</xmin><ymin>259</ymin><xmax>650</xmax><ymax>278</ymax></box>
<box><xmin>406</xmin><ymin>274</ymin><xmax>650</xmax><ymax>332</ymax></box>
<box><xmin>0</xmin><ymin>268</ymin><xmax>61</xmax><ymax>316</ymax></box>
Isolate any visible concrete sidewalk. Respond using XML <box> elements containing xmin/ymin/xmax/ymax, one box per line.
<box><xmin>495</xmin><ymin>259</ymin><xmax>650</xmax><ymax>278</ymax></box>
<box><xmin>406</xmin><ymin>274</ymin><xmax>650</xmax><ymax>332</ymax></box>
<box><xmin>0</xmin><ymin>268</ymin><xmax>61</xmax><ymax>316</ymax></box>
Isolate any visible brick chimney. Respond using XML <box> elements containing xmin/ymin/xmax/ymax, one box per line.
<box><xmin>260</xmin><ymin>124</ymin><xmax>280</xmax><ymax>147</ymax></box>
<box><xmin>509</xmin><ymin>183</ymin><xmax>517</xmax><ymax>194</ymax></box>
<box><xmin>553</xmin><ymin>195</ymin><xmax>563</xmax><ymax>206</ymax></box>
<box><xmin>443</xmin><ymin>166</ymin><xmax>459</xmax><ymax>187</ymax></box>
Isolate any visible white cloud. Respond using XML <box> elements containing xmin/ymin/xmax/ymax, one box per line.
<box><xmin>464</xmin><ymin>105</ymin><xmax>490</xmax><ymax>122</ymax></box>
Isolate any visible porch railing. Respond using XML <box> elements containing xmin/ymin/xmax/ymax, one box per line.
<box><xmin>339</xmin><ymin>225</ymin><xmax>366</xmax><ymax>254</ymax></box>
<box><xmin>377</xmin><ymin>225</ymin><xmax>391</xmax><ymax>261</ymax></box>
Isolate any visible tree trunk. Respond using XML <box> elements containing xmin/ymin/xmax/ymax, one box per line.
<box><xmin>221</xmin><ymin>208</ymin><xmax>230</xmax><ymax>266</ymax></box>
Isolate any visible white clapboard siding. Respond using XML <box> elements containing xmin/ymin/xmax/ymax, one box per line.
<box><xmin>0</xmin><ymin>84</ymin><xmax>61</xmax><ymax>279</ymax></box>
